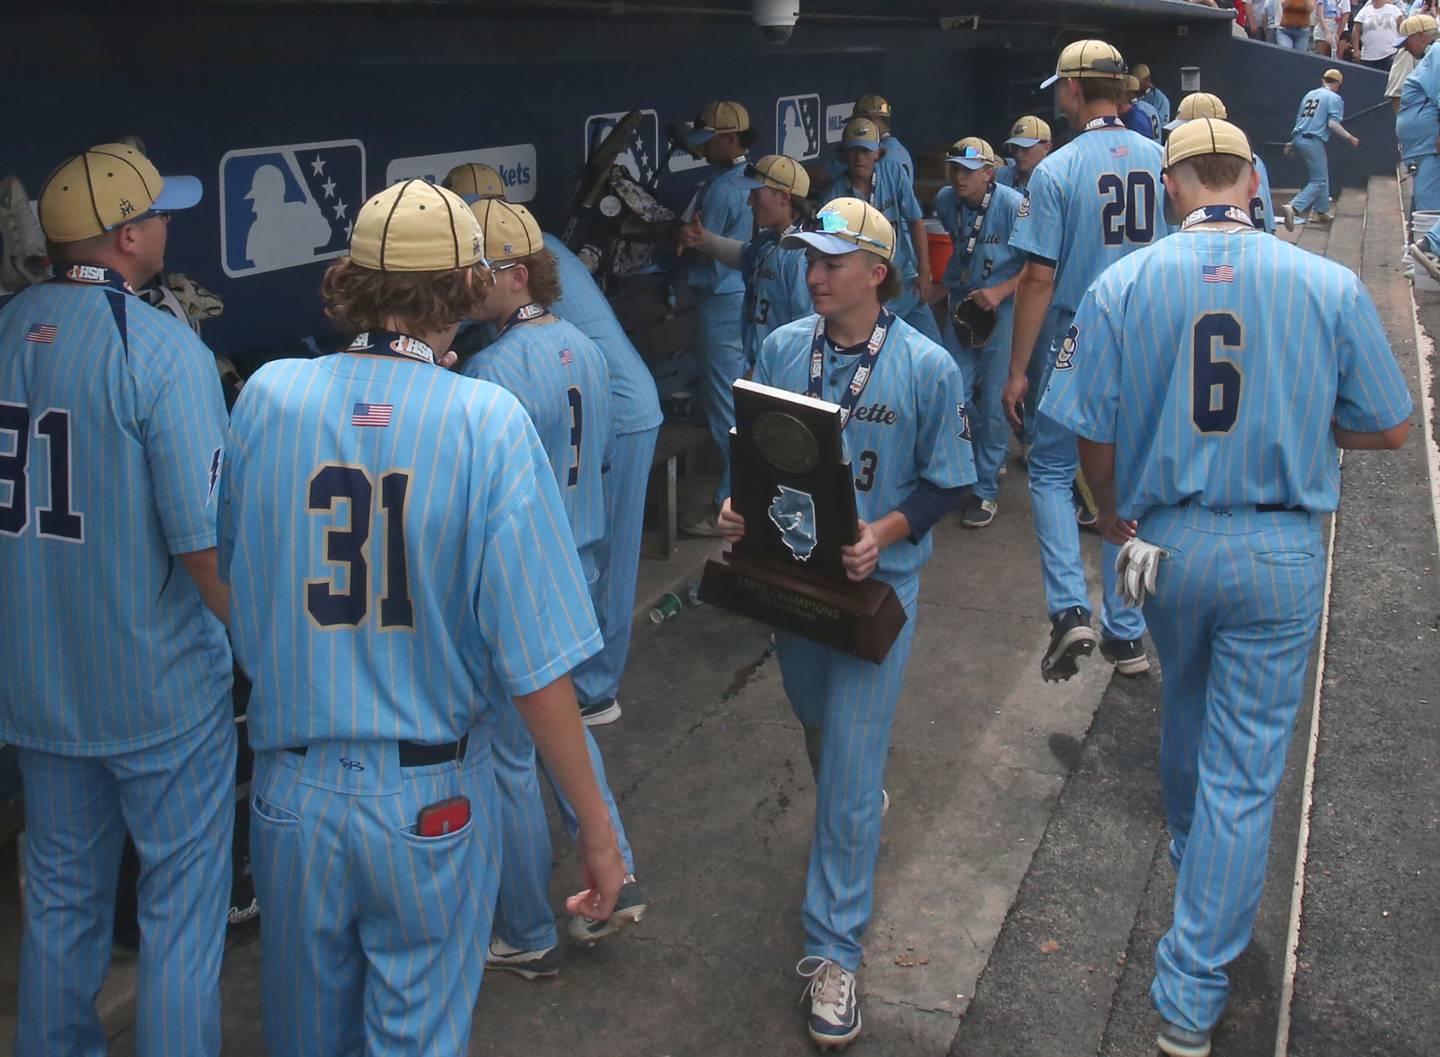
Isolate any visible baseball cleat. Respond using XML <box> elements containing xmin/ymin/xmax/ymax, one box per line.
<box><xmin>485</xmin><ymin>937</ymin><xmax>563</xmax><ymax>979</ymax></box>
<box><xmin>0</xmin><ymin>175</ymin><xmax>49</xmax><ymax>292</ymax></box>
<box><xmin>680</xmin><ymin>509</ymin><xmax>726</xmax><ymax>538</ymax></box>
<box><xmin>580</xmin><ymin>698</ymin><xmax>621</xmax><ymax>726</ymax></box>
<box><xmin>568</xmin><ymin>876</ymin><xmax>647</xmax><ymax>944</ymax></box>
<box><xmin>1282</xmin><ymin>203</ymin><xmax>1296</xmax><ymax>232</ymax></box>
<box><xmin>960</xmin><ymin>496</ymin><xmax>998</xmax><ymax>529</ymax></box>
<box><xmin>1100</xmin><ymin>636</ymin><xmax>1151</xmax><ymax>676</ymax></box>
<box><xmin>1312</xmin><ymin>211</ymin><xmax>1335</xmax><ymax>224</ymax></box>
<box><xmin>797</xmin><ymin>956</ymin><xmax>861</xmax><ymax>1049</ymax></box>
<box><xmin>1041</xmin><ymin>606</ymin><xmax>1097</xmax><ymax>682</ymax></box>
<box><xmin>1156</xmin><ymin>1019</ymin><xmax>1212</xmax><ymax>1057</ymax></box>
<box><xmin>1411</xmin><ymin>242</ymin><xmax>1440</xmax><ymax>283</ymax></box>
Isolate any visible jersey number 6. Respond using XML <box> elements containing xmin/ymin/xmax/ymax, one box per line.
<box><xmin>1192</xmin><ymin>312</ymin><xmax>1243</xmax><ymax>434</ymax></box>
<box><xmin>306</xmin><ymin>465</ymin><xmax>414</xmax><ymax>629</ymax></box>
<box><xmin>1098</xmin><ymin>172</ymin><xmax>1156</xmax><ymax>247</ymax></box>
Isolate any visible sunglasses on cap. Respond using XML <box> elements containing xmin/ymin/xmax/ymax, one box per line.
<box><xmin>1057</xmin><ymin>56</ymin><xmax>1124</xmax><ymax>77</ymax></box>
<box><xmin>800</xmin><ymin>209</ymin><xmax>891</xmax><ymax>253</ymax></box>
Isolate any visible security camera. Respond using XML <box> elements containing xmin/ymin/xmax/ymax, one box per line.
<box><xmin>753</xmin><ymin>0</ymin><xmax>799</xmax><ymax>44</ymax></box>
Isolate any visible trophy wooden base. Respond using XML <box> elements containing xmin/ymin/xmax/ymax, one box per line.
<box><xmin>699</xmin><ymin>553</ymin><xmax>907</xmax><ymax>665</ymax></box>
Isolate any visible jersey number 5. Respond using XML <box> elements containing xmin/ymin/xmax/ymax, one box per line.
<box><xmin>306</xmin><ymin>465</ymin><xmax>414</xmax><ymax>629</ymax></box>
<box><xmin>1098</xmin><ymin>172</ymin><xmax>1156</xmax><ymax>247</ymax></box>
<box><xmin>0</xmin><ymin>402</ymin><xmax>84</xmax><ymax>542</ymax></box>
<box><xmin>1192</xmin><ymin>312</ymin><xmax>1243</xmax><ymax>434</ymax></box>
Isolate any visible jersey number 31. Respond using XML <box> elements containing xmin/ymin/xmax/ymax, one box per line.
<box><xmin>306</xmin><ymin>465</ymin><xmax>414</xmax><ymax>629</ymax></box>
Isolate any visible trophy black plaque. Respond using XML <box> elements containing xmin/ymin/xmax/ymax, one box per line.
<box><xmin>698</xmin><ymin>379</ymin><xmax>907</xmax><ymax>664</ymax></box>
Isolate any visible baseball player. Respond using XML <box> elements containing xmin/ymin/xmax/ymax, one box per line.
<box><xmin>934</xmin><ymin>137</ymin><xmax>1025</xmax><ymax>528</ymax></box>
<box><xmin>1132</xmin><ymin>63</ymin><xmax>1173</xmax><ymax>127</ymax></box>
<box><xmin>1165</xmin><ymin>93</ymin><xmax>1277</xmax><ymax>233</ymax></box>
<box><xmin>442</xmin><ymin>162</ymin><xmax>664</xmax><ymax>729</ymax></box>
<box><xmin>996</xmin><ymin>115</ymin><xmax>1053</xmax><ymax>194</ymax></box>
<box><xmin>460</xmin><ymin>199</ymin><xmax>647</xmax><ymax>972</ymax></box>
<box><xmin>1122</xmin><ymin>75</ymin><xmax>1162</xmax><ymax>141</ymax></box>
<box><xmin>826</xmin><ymin>116</ymin><xmax>942</xmax><ymax>343</ymax></box>
<box><xmin>816</xmin><ymin>94</ymin><xmax>915</xmax><ymax>189</ymax></box>
<box><xmin>219</xmin><ymin>180</ymin><xmax>626</xmax><ymax>1056</ymax></box>
<box><xmin>677</xmin><ymin>153</ymin><xmax>814</xmax><ymax>366</ymax></box>
<box><xmin>718</xmin><ymin>198</ymin><xmax>975</xmax><ymax>1049</ymax></box>
<box><xmin>1395</xmin><ymin>16</ymin><xmax>1440</xmax><ymax>277</ymax></box>
<box><xmin>1002</xmin><ymin>39</ymin><xmax>1167</xmax><ymax>682</ymax></box>
<box><xmin>1283</xmin><ymin>69</ymin><xmax>1359</xmax><ymax>230</ymax></box>
<box><xmin>1041</xmin><ymin>117</ymin><xmax>1411</xmax><ymax>1057</ymax></box>
<box><xmin>678</xmin><ymin>101</ymin><xmax>757</xmax><ymax>536</ymax></box>
<box><xmin>0</xmin><ymin>144</ymin><xmax>234</xmax><ymax>1057</ymax></box>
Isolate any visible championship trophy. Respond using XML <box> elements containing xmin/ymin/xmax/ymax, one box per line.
<box><xmin>698</xmin><ymin>378</ymin><xmax>906</xmax><ymax>663</ymax></box>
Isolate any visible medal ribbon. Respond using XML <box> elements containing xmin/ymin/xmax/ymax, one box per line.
<box><xmin>1181</xmin><ymin>204</ymin><xmax>1255</xmax><ymax>231</ymax></box>
<box><xmin>806</xmin><ymin>308</ymin><xmax>893</xmax><ymax>429</ymax></box>
<box><xmin>346</xmin><ymin>331</ymin><xmax>438</xmax><ymax>365</ymax></box>
<box><xmin>496</xmin><ymin>302</ymin><xmax>549</xmax><ymax>338</ymax></box>
<box><xmin>1083</xmin><ymin>115</ymin><xmax>1126</xmax><ymax>132</ymax></box>
<box><xmin>49</xmin><ymin>263</ymin><xmax>136</xmax><ymax>296</ymax></box>
<box><xmin>958</xmin><ymin>189</ymin><xmax>994</xmax><ymax>262</ymax></box>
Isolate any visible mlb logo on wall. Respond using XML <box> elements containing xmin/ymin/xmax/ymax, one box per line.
<box><xmin>584</xmin><ymin>110</ymin><xmax>660</xmax><ymax>183</ymax></box>
<box><xmin>776</xmin><ymin>95</ymin><xmax>821</xmax><ymax>160</ymax></box>
<box><xmin>219</xmin><ymin>139</ymin><xmax>365</xmax><ymax>278</ymax></box>
<box><xmin>385</xmin><ymin>145</ymin><xmax>537</xmax><ymax>202</ymax></box>
<box><xmin>825</xmin><ymin>101</ymin><xmax>855</xmax><ymax>144</ymax></box>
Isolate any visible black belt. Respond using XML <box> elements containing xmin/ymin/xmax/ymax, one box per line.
<box><xmin>286</xmin><ymin>734</ymin><xmax>469</xmax><ymax>767</ymax></box>
<box><xmin>1300</xmin><ymin>132</ymin><xmax>1321</xmax><ymax>139</ymax></box>
<box><xmin>1176</xmin><ymin>498</ymin><xmax>1304</xmax><ymax>514</ymax></box>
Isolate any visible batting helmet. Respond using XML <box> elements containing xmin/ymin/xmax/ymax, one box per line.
<box><xmin>951</xmin><ymin>296</ymin><xmax>997</xmax><ymax>349</ymax></box>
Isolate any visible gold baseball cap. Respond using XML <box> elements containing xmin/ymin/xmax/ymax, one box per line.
<box><xmin>841</xmin><ymin>117</ymin><xmax>882</xmax><ymax>151</ymax></box>
<box><xmin>1123</xmin><ymin>74</ymin><xmax>1141</xmax><ymax>94</ymax></box>
<box><xmin>1323</xmin><ymin>68</ymin><xmax>1344</xmax><ymax>84</ymax></box>
<box><xmin>39</xmin><ymin>143</ymin><xmax>202</xmax><ymax>243</ymax></box>
<box><xmin>945</xmin><ymin>137</ymin><xmax>998</xmax><ymax>170</ymax></box>
<box><xmin>1167</xmin><ymin>92</ymin><xmax>1228</xmax><ymax>132</ymax></box>
<box><xmin>737</xmin><ymin>154</ymin><xmax>810</xmax><ymax>198</ymax></box>
<box><xmin>686</xmin><ymin>101</ymin><xmax>751</xmax><ymax>147</ymax></box>
<box><xmin>1402</xmin><ymin>13</ymin><xmax>1439</xmax><ymax>35</ymax></box>
<box><xmin>854</xmin><ymin>94</ymin><xmax>892</xmax><ymax>120</ymax></box>
<box><xmin>1131</xmin><ymin>63</ymin><xmax>1152</xmax><ymax>80</ymax></box>
<box><xmin>470</xmin><ymin>199</ymin><xmax>544</xmax><ymax>263</ymax></box>
<box><xmin>349</xmin><ymin>180</ymin><xmax>484</xmax><ymax>272</ymax></box>
<box><xmin>781</xmin><ymin>197</ymin><xmax>895</xmax><ymax>261</ymax></box>
<box><xmin>1163</xmin><ymin>117</ymin><xmax>1253</xmax><ymax>169</ymax></box>
<box><xmin>443</xmin><ymin>163</ymin><xmax>506</xmax><ymax>203</ymax></box>
<box><xmin>1042</xmin><ymin>40</ymin><xmax>1126</xmax><ymax>88</ymax></box>
<box><xmin>1005</xmin><ymin>115</ymin><xmax>1052</xmax><ymax>147</ymax></box>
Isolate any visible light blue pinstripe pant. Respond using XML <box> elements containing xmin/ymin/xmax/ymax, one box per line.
<box><xmin>573</xmin><ymin>425</ymin><xmax>659</xmax><ymax>706</ymax></box>
<box><xmin>1290</xmin><ymin>136</ymin><xmax>1332</xmax><ymax>217</ymax></box>
<box><xmin>889</xmin><ymin>286</ymin><xmax>944</xmax><ymax>344</ymax></box>
<box><xmin>943</xmin><ymin>302</ymin><xmax>1013</xmax><ymax>502</ymax></box>
<box><xmin>695</xmin><ymin>290</ymin><xmax>747</xmax><ymax>506</ymax></box>
<box><xmin>1030</xmin><ymin>310</ymin><xmax>1146</xmax><ymax>640</ymax></box>
<box><xmin>15</xmin><ymin>701</ymin><xmax>235</xmax><ymax>1057</ymax></box>
<box><xmin>776</xmin><ymin>575</ymin><xmax>919</xmax><ymax>972</ymax></box>
<box><xmin>1139</xmin><ymin>503</ymin><xmax>1324</xmax><ymax>1033</ymax></box>
<box><xmin>491</xmin><ymin>702</ymin><xmax>635</xmax><ymax>949</ymax></box>
<box><xmin>249</xmin><ymin>736</ymin><xmax>499</xmax><ymax>1057</ymax></box>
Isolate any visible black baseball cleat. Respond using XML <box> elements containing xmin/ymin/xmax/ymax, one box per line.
<box><xmin>1041</xmin><ymin>606</ymin><xmax>1097</xmax><ymax>682</ymax></box>
<box><xmin>1156</xmin><ymin>1019</ymin><xmax>1211</xmax><ymax>1057</ymax></box>
<box><xmin>1100</xmin><ymin>636</ymin><xmax>1151</xmax><ymax>676</ymax></box>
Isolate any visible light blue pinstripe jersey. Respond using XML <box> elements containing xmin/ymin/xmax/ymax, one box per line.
<box><xmin>461</xmin><ymin>319</ymin><xmax>614</xmax><ymax>583</ymax></box>
<box><xmin>755</xmin><ymin>313</ymin><xmax>976</xmax><ymax>579</ymax></box>
<box><xmin>740</xmin><ymin>227</ymin><xmax>812</xmax><ymax>364</ymax></box>
<box><xmin>1134</xmin><ymin>100</ymin><xmax>1163</xmax><ymax>141</ymax></box>
<box><xmin>1292</xmin><ymin>86</ymin><xmax>1345</xmax><ymax>141</ymax></box>
<box><xmin>934</xmin><ymin>183</ymin><xmax>1026</xmax><ymax>294</ymax></box>
<box><xmin>1040</xmin><ymin>230</ymin><xmax>1414</xmax><ymax>518</ymax></box>
<box><xmin>1398</xmin><ymin>45</ymin><xmax>1440</xmax><ymax>161</ymax></box>
<box><xmin>0</xmin><ymin>282</ymin><xmax>230</xmax><ymax>755</ymax></box>
<box><xmin>542</xmin><ymin>233</ymin><xmax>662</xmax><ymax>435</ymax></box>
<box><xmin>1009</xmin><ymin>126</ymin><xmax>1169</xmax><ymax>314</ymax></box>
<box><xmin>825</xmin><ymin>165</ymin><xmax>925</xmax><ymax>285</ymax></box>
<box><xmin>219</xmin><ymin>353</ymin><xmax>602</xmax><ymax>751</ymax></box>
<box><xmin>826</xmin><ymin>134</ymin><xmax>915</xmax><ymax>184</ymax></box>
<box><xmin>995</xmin><ymin>162</ymin><xmax>1031</xmax><ymax>193</ymax></box>
<box><xmin>1141</xmin><ymin>85</ymin><xmax>1173</xmax><ymax>127</ymax></box>
<box><xmin>686</xmin><ymin>158</ymin><xmax>754</xmax><ymax>295</ymax></box>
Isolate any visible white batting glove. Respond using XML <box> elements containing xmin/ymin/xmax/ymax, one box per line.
<box><xmin>1114</xmin><ymin>537</ymin><xmax>1165</xmax><ymax>608</ymax></box>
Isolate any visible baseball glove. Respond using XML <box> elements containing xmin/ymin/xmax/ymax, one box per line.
<box><xmin>951</xmin><ymin>295</ymin><xmax>998</xmax><ymax>349</ymax></box>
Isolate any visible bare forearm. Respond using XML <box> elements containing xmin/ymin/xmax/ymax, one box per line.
<box><xmin>871</xmin><ymin>510</ymin><xmax>912</xmax><ymax>549</ymax></box>
<box><xmin>1010</xmin><ymin>263</ymin><xmax>1056</xmax><ymax>376</ymax></box>
<box><xmin>179</xmin><ymin>548</ymin><xmax>228</xmax><ymax>626</ymax></box>
<box><xmin>1077</xmin><ymin>439</ymin><xmax>1120</xmax><ymax>516</ymax></box>
<box><xmin>1333</xmin><ymin>421</ymin><xmax>1410</xmax><ymax>449</ymax></box>
<box><xmin>695</xmin><ymin>230</ymin><xmax>745</xmax><ymax>270</ymax></box>
<box><xmin>514</xmin><ymin>675</ymin><xmax>614</xmax><ymax>833</ymax></box>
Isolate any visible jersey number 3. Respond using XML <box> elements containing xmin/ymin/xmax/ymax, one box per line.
<box><xmin>306</xmin><ymin>465</ymin><xmax>414</xmax><ymax>629</ymax></box>
<box><xmin>1192</xmin><ymin>312</ymin><xmax>1243</xmax><ymax>433</ymax></box>
<box><xmin>1098</xmin><ymin>172</ymin><xmax>1156</xmax><ymax>247</ymax></box>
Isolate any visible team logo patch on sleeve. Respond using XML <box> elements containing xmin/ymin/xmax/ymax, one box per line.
<box><xmin>1054</xmin><ymin>323</ymin><xmax>1079</xmax><ymax>371</ymax></box>
<box><xmin>207</xmin><ymin>447</ymin><xmax>223</xmax><ymax>499</ymax></box>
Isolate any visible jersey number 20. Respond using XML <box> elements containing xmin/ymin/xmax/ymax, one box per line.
<box><xmin>1192</xmin><ymin>312</ymin><xmax>1243</xmax><ymax>433</ymax></box>
<box><xmin>1098</xmin><ymin>172</ymin><xmax>1156</xmax><ymax>246</ymax></box>
<box><xmin>306</xmin><ymin>465</ymin><xmax>414</xmax><ymax>629</ymax></box>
